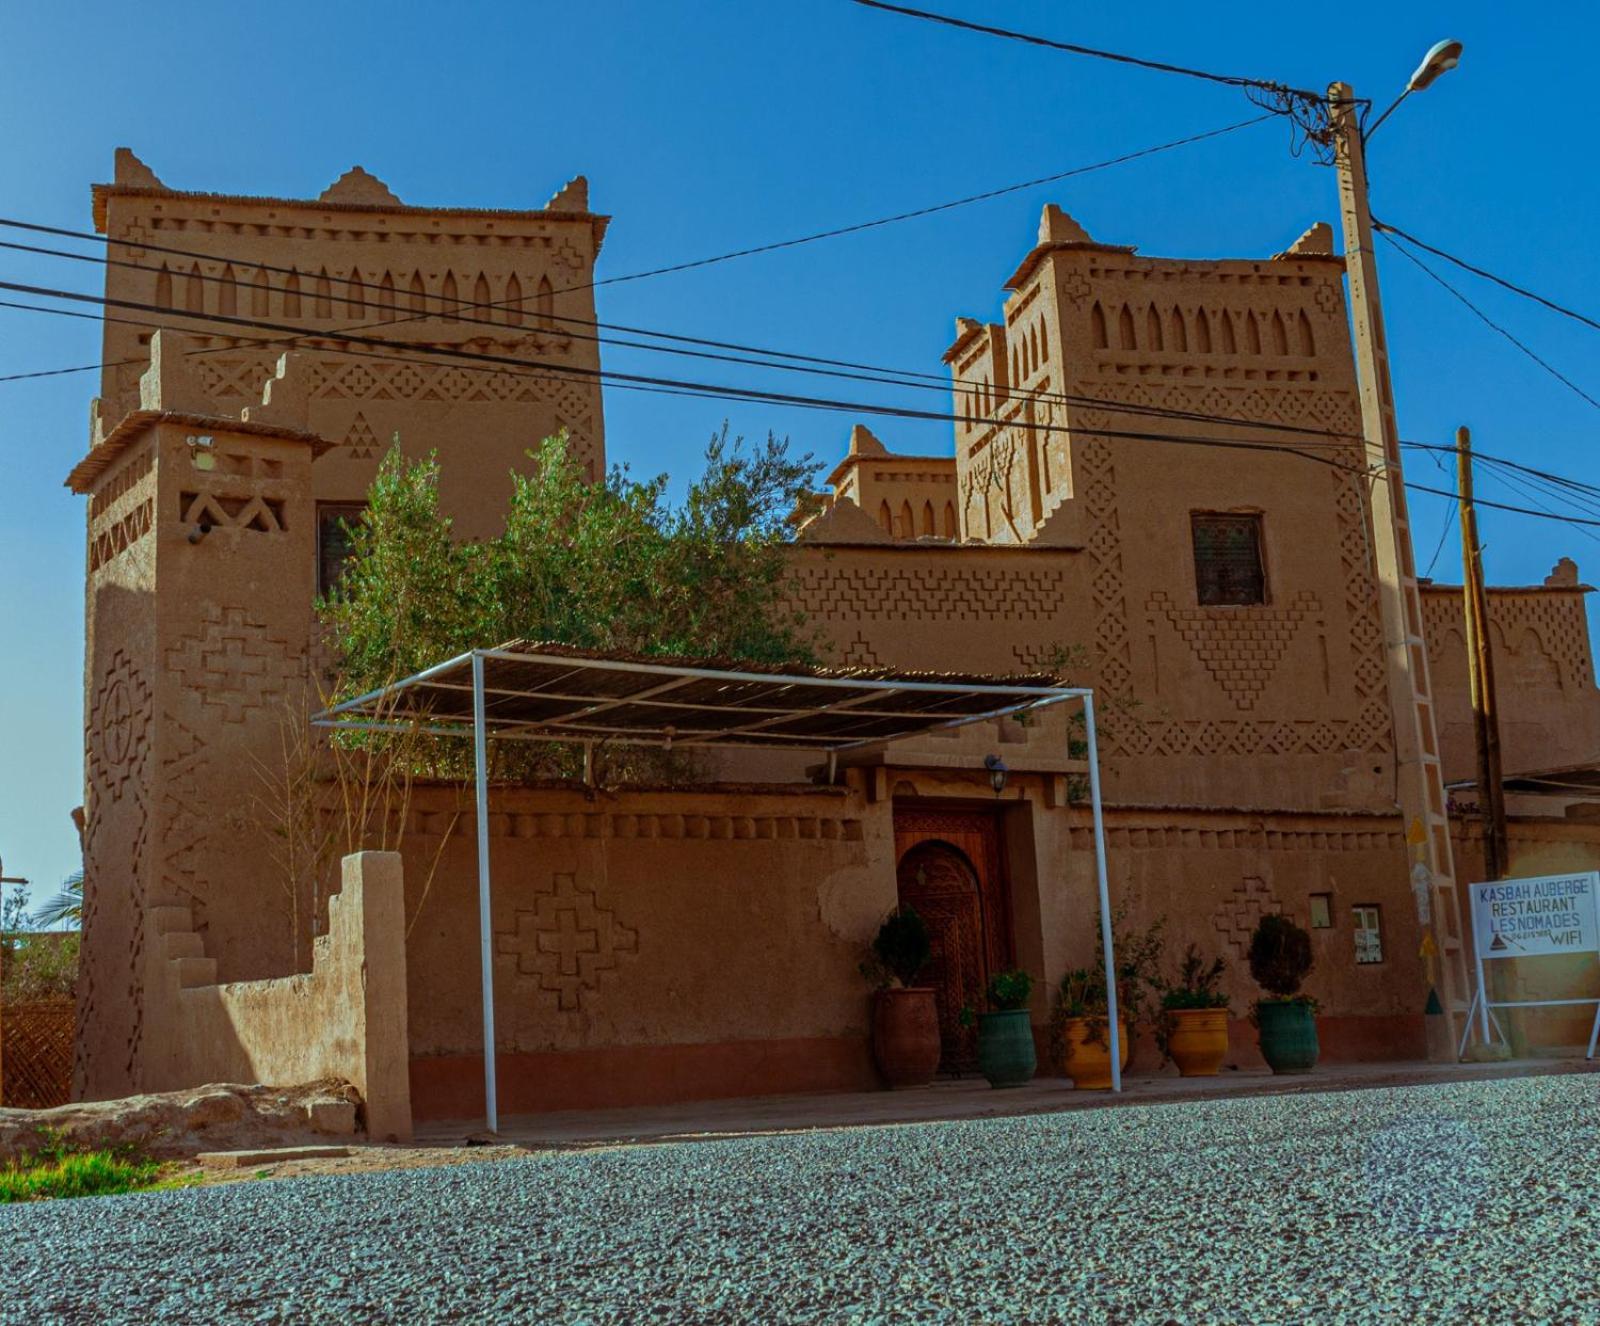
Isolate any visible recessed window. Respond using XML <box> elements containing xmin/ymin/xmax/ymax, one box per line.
<box><xmin>316</xmin><ymin>502</ymin><xmax>366</xmax><ymax>598</ymax></box>
<box><xmin>1353</xmin><ymin>904</ymin><xmax>1383</xmax><ymax>964</ymax></box>
<box><xmin>1309</xmin><ymin>893</ymin><xmax>1332</xmax><ymax>929</ymax></box>
<box><xmin>1192</xmin><ymin>513</ymin><xmax>1265</xmax><ymax>606</ymax></box>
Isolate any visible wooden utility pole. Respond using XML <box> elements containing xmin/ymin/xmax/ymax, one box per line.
<box><xmin>1457</xmin><ymin>426</ymin><xmax>1509</xmax><ymax>879</ymax></box>
<box><xmin>1331</xmin><ymin>83</ymin><xmax>1471</xmax><ymax>1057</ymax></box>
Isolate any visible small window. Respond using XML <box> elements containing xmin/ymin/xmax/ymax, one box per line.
<box><xmin>317</xmin><ymin>502</ymin><xmax>366</xmax><ymax>598</ymax></box>
<box><xmin>1309</xmin><ymin>893</ymin><xmax>1332</xmax><ymax>929</ymax></box>
<box><xmin>1352</xmin><ymin>904</ymin><xmax>1383</xmax><ymax>964</ymax></box>
<box><xmin>1192</xmin><ymin>513</ymin><xmax>1265</xmax><ymax>606</ymax></box>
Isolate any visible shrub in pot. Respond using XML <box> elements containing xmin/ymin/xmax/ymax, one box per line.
<box><xmin>1159</xmin><ymin>944</ymin><xmax>1230</xmax><ymax>1077</ymax></box>
<box><xmin>1051</xmin><ymin>967</ymin><xmax>1129</xmax><ymax>1090</ymax></box>
<box><xmin>963</xmin><ymin>969</ymin><xmax>1036</xmax><ymax>1088</ymax></box>
<box><xmin>1094</xmin><ymin>904</ymin><xmax>1166</xmax><ymax>1073</ymax></box>
<box><xmin>860</xmin><ymin>907</ymin><xmax>940</xmax><ymax>1089</ymax></box>
<box><xmin>1248</xmin><ymin>914</ymin><xmax>1319</xmax><ymax>1074</ymax></box>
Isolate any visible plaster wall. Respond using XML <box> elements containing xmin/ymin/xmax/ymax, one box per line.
<box><xmin>93</xmin><ymin>151</ymin><xmax>608</xmax><ymax>536</ymax></box>
<box><xmin>75</xmin><ymin>381</ymin><xmax>321</xmax><ymax>1098</ymax></box>
<box><xmin>1422</xmin><ymin>581</ymin><xmax>1600</xmax><ymax>782</ymax></box>
<box><xmin>397</xmin><ymin>782</ymin><xmax>895</xmax><ymax>1118</ymax></box>
<box><xmin>139</xmin><ymin>852</ymin><xmax>411</xmax><ymax>1141</ymax></box>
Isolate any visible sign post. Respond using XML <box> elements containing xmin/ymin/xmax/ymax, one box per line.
<box><xmin>1462</xmin><ymin>871</ymin><xmax>1600</xmax><ymax>1059</ymax></box>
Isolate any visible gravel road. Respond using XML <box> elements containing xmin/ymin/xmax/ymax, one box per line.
<box><xmin>3</xmin><ymin>1072</ymin><xmax>1596</xmax><ymax>1324</ymax></box>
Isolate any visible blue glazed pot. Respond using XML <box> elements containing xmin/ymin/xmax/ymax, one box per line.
<box><xmin>977</xmin><ymin>1009</ymin><xmax>1037</xmax><ymax>1088</ymax></box>
<box><xmin>1256</xmin><ymin>999</ymin><xmax>1319</xmax><ymax>1074</ymax></box>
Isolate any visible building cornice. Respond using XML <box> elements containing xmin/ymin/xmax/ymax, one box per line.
<box><xmin>66</xmin><ymin>410</ymin><xmax>331</xmax><ymax>495</ymax></box>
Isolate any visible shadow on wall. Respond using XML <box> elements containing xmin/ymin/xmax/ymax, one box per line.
<box><xmin>139</xmin><ymin>851</ymin><xmax>411</xmax><ymax>1141</ymax></box>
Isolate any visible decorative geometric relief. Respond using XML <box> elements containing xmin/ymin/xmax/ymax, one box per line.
<box><xmin>88</xmin><ymin>500</ymin><xmax>154</xmax><ymax>572</ymax></box>
<box><xmin>157</xmin><ymin>712</ymin><xmax>210</xmax><ymax>918</ymax></box>
<box><xmin>179</xmin><ymin>490</ymin><xmax>285</xmax><ymax>534</ymax></box>
<box><xmin>840</xmin><ymin>631</ymin><xmax>881</xmax><ymax>667</ymax></box>
<box><xmin>343</xmin><ymin>412</ymin><xmax>379</xmax><ymax>460</ymax></box>
<box><xmin>1147</xmin><ymin>589</ymin><xmax>1321</xmax><ymax>711</ymax></box>
<box><xmin>192</xmin><ymin>355</ymin><xmax>278</xmax><ymax>401</ymax></box>
<box><xmin>495</xmin><ymin>873</ymin><xmax>637</xmax><ymax>1012</ymax></box>
<box><xmin>87</xmin><ymin>650</ymin><xmax>152</xmax><ymax>803</ymax></box>
<box><xmin>786</xmin><ymin>562</ymin><xmax>1067</xmax><ymax>628</ymax></box>
<box><xmin>164</xmin><ymin>604</ymin><xmax>300</xmax><ymax>724</ymax></box>
<box><xmin>1213</xmin><ymin>876</ymin><xmax>1284</xmax><ymax>955</ymax></box>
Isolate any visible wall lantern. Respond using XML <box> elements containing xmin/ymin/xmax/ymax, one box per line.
<box><xmin>984</xmin><ymin>754</ymin><xmax>1009</xmax><ymax>797</ymax></box>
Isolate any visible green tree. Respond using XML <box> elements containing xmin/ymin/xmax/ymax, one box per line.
<box><xmin>30</xmin><ymin>870</ymin><xmax>83</xmax><ymax>930</ymax></box>
<box><xmin>317</xmin><ymin>428</ymin><xmax>820</xmax><ymax>779</ymax></box>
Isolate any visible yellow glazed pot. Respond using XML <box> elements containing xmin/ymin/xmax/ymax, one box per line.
<box><xmin>1165</xmin><ymin>1007</ymin><xmax>1230</xmax><ymax>1077</ymax></box>
<box><xmin>1059</xmin><ymin>1016</ymin><xmax>1131</xmax><ymax>1089</ymax></box>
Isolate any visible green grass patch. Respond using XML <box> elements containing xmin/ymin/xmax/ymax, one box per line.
<box><xmin>0</xmin><ymin>1136</ymin><xmax>194</xmax><ymax>1203</ymax></box>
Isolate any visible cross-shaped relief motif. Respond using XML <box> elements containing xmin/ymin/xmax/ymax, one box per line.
<box><xmin>1213</xmin><ymin>875</ymin><xmax>1285</xmax><ymax>955</ymax></box>
<box><xmin>495</xmin><ymin>873</ymin><xmax>638</xmax><ymax>1011</ymax></box>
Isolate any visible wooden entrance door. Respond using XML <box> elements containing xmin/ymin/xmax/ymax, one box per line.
<box><xmin>894</xmin><ymin>807</ymin><xmax>1012</xmax><ymax>1074</ymax></box>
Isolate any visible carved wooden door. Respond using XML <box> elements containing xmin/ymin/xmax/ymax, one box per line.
<box><xmin>894</xmin><ymin>808</ymin><xmax>1011</xmax><ymax>1075</ymax></box>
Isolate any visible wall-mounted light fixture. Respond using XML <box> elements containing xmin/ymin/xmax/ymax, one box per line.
<box><xmin>187</xmin><ymin>521</ymin><xmax>213</xmax><ymax>545</ymax></box>
<box><xmin>984</xmin><ymin>754</ymin><xmax>1009</xmax><ymax>797</ymax></box>
<box><xmin>186</xmin><ymin>433</ymin><xmax>216</xmax><ymax>472</ymax></box>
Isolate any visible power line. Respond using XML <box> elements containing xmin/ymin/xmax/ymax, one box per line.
<box><xmin>847</xmin><ymin>0</ymin><xmax>1319</xmax><ymax>98</ymax></box>
<box><xmin>0</xmin><ymin>275</ymin><xmax>1380</xmax><ymax>482</ymax></box>
<box><xmin>11</xmin><ymin>248</ymin><xmax>1600</xmax><ymax>513</ymax></box>
<box><xmin>14</xmin><ymin>276</ymin><xmax>1600</xmax><ymax>531</ymax></box>
<box><xmin>1379</xmin><ymin>230</ymin><xmax>1600</xmax><ymax>414</ymax></box>
<box><xmin>1373</xmin><ymin>218</ymin><xmax>1600</xmax><ymax>336</ymax></box>
<box><xmin>0</xmin><ymin>215</ymin><xmax>1575</xmax><ymax>474</ymax></box>
<box><xmin>0</xmin><ymin>112</ymin><xmax>1268</xmax><ymax>360</ymax></box>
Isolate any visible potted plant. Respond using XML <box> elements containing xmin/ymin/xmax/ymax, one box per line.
<box><xmin>1095</xmin><ymin>904</ymin><xmax>1166</xmax><ymax>1071</ymax></box>
<box><xmin>1160</xmin><ymin>944</ymin><xmax>1231</xmax><ymax>1077</ymax></box>
<box><xmin>1249</xmin><ymin>914</ymin><xmax>1318</xmax><ymax>1074</ymax></box>
<box><xmin>1050</xmin><ymin>967</ymin><xmax>1129</xmax><ymax>1089</ymax></box>
<box><xmin>860</xmin><ymin>907</ymin><xmax>940</xmax><ymax>1089</ymax></box>
<box><xmin>962</xmin><ymin>968</ymin><xmax>1036</xmax><ymax>1088</ymax></box>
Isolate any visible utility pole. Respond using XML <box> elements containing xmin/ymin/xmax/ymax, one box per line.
<box><xmin>1457</xmin><ymin>426</ymin><xmax>1509</xmax><ymax>880</ymax></box>
<box><xmin>1330</xmin><ymin>83</ymin><xmax>1471</xmax><ymax>1058</ymax></box>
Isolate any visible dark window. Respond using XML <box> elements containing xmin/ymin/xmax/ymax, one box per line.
<box><xmin>1192</xmin><ymin>513</ymin><xmax>1265</xmax><ymax>605</ymax></box>
<box><xmin>317</xmin><ymin>502</ymin><xmax>366</xmax><ymax>597</ymax></box>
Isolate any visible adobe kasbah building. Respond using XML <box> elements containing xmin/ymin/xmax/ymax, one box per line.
<box><xmin>68</xmin><ymin>150</ymin><xmax>1600</xmax><ymax>1133</ymax></box>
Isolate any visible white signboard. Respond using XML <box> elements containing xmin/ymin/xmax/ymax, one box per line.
<box><xmin>1470</xmin><ymin>872</ymin><xmax>1600</xmax><ymax>960</ymax></box>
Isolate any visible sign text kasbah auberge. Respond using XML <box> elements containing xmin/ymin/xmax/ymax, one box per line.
<box><xmin>1470</xmin><ymin>872</ymin><xmax>1600</xmax><ymax>960</ymax></box>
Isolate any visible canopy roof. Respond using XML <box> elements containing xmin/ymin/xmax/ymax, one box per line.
<box><xmin>1447</xmin><ymin>763</ymin><xmax>1600</xmax><ymax>799</ymax></box>
<box><xmin>313</xmin><ymin>641</ymin><xmax>1083</xmax><ymax>752</ymax></box>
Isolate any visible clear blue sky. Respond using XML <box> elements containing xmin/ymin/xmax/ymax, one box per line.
<box><xmin>2</xmin><ymin>2</ymin><xmax>1596</xmax><ymax>906</ymax></box>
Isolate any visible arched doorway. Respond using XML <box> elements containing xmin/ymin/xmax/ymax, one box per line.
<box><xmin>895</xmin><ymin>809</ymin><xmax>1013</xmax><ymax>1073</ymax></box>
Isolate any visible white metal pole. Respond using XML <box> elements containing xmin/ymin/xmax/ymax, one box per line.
<box><xmin>472</xmin><ymin>651</ymin><xmax>499</xmax><ymax>1135</ymax></box>
<box><xmin>1475</xmin><ymin>914</ymin><xmax>1491</xmax><ymax>1044</ymax></box>
<box><xmin>1082</xmin><ymin>693</ymin><xmax>1122</xmax><ymax>1093</ymax></box>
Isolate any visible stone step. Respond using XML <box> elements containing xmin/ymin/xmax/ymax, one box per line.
<box><xmin>173</xmin><ymin>956</ymin><xmax>217</xmax><ymax>989</ymax></box>
<box><xmin>163</xmin><ymin>930</ymin><xmax>205</xmax><ymax>960</ymax></box>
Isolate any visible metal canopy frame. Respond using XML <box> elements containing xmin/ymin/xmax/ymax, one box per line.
<box><xmin>313</xmin><ymin>645</ymin><xmax>1121</xmax><ymax>1131</ymax></box>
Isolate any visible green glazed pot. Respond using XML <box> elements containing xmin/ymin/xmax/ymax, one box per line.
<box><xmin>977</xmin><ymin>1009</ymin><xmax>1037</xmax><ymax>1088</ymax></box>
<box><xmin>1256</xmin><ymin>999</ymin><xmax>1319</xmax><ymax>1074</ymax></box>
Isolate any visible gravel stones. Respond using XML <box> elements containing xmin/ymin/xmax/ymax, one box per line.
<box><xmin>2</xmin><ymin>1073</ymin><xmax>1597</xmax><ymax>1324</ymax></box>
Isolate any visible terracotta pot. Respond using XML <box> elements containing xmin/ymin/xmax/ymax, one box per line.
<box><xmin>1165</xmin><ymin>1007</ymin><xmax>1230</xmax><ymax>1077</ymax></box>
<box><xmin>871</xmin><ymin>987</ymin><xmax>941</xmax><ymax>1088</ymax></box>
<box><xmin>976</xmin><ymin>1009</ymin><xmax>1037</xmax><ymax>1088</ymax></box>
<box><xmin>1059</xmin><ymin>1016</ymin><xmax>1130</xmax><ymax>1089</ymax></box>
<box><xmin>1256</xmin><ymin>999</ymin><xmax>1319</xmax><ymax>1074</ymax></box>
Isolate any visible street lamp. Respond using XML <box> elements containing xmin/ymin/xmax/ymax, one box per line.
<box><xmin>1327</xmin><ymin>44</ymin><xmax>1469</xmax><ymax>1060</ymax></box>
<box><xmin>1366</xmin><ymin>37</ymin><xmax>1463</xmax><ymax>139</ymax></box>
<box><xmin>983</xmin><ymin>754</ymin><xmax>1009</xmax><ymax>797</ymax></box>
